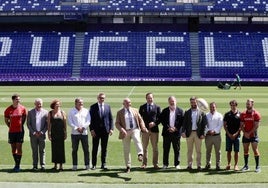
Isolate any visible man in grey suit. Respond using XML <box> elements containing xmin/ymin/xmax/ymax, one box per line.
<box><xmin>27</xmin><ymin>98</ymin><xmax>48</xmax><ymax>170</ymax></box>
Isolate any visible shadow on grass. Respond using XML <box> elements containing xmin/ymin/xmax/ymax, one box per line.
<box><xmin>145</xmin><ymin>167</ymin><xmax>246</xmax><ymax>175</ymax></box>
<box><xmin>145</xmin><ymin>166</ymin><xmax>207</xmax><ymax>174</ymax></box>
<box><xmin>78</xmin><ymin>168</ymin><xmax>132</xmax><ymax>182</ymax></box>
<box><xmin>145</xmin><ymin>167</ymin><xmax>180</xmax><ymax>174</ymax></box>
<box><xmin>0</xmin><ymin>168</ymin><xmax>66</xmax><ymax>174</ymax></box>
<box><xmin>204</xmin><ymin>169</ymin><xmax>244</xmax><ymax>175</ymax></box>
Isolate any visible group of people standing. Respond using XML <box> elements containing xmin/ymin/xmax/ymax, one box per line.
<box><xmin>3</xmin><ymin>93</ymin><xmax>261</xmax><ymax>174</ymax></box>
<box><xmin>4</xmin><ymin>93</ymin><xmax>113</xmax><ymax>172</ymax></box>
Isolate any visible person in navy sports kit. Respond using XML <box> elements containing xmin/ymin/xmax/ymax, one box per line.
<box><xmin>223</xmin><ymin>100</ymin><xmax>241</xmax><ymax>171</ymax></box>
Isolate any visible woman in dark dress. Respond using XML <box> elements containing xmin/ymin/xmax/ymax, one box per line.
<box><xmin>47</xmin><ymin>99</ymin><xmax>67</xmax><ymax>170</ymax></box>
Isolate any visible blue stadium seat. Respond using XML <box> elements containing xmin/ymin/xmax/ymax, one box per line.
<box><xmin>0</xmin><ymin>31</ymin><xmax>75</xmax><ymax>81</ymax></box>
<box><xmin>199</xmin><ymin>31</ymin><xmax>268</xmax><ymax>80</ymax></box>
<box><xmin>80</xmin><ymin>31</ymin><xmax>192</xmax><ymax>81</ymax></box>
<box><xmin>2</xmin><ymin>30</ymin><xmax>268</xmax><ymax>81</ymax></box>
<box><xmin>0</xmin><ymin>0</ymin><xmax>267</xmax><ymax>14</ymax></box>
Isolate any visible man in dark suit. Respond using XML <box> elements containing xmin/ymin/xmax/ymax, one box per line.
<box><xmin>181</xmin><ymin>96</ymin><xmax>208</xmax><ymax>171</ymax></box>
<box><xmin>27</xmin><ymin>98</ymin><xmax>48</xmax><ymax>171</ymax></box>
<box><xmin>90</xmin><ymin>92</ymin><xmax>113</xmax><ymax>170</ymax></box>
<box><xmin>139</xmin><ymin>92</ymin><xmax>161</xmax><ymax>169</ymax></box>
<box><xmin>115</xmin><ymin>98</ymin><xmax>148</xmax><ymax>173</ymax></box>
<box><xmin>159</xmin><ymin>96</ymin><xmax>184</xmax><ymax>169</ymax></box>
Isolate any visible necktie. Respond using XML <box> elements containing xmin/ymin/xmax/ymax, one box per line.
<box><xmin>100</xmin><ymin>104</ymin><xmax>104</xmax><ymax>117</ymax></box>
<box><xmin>127</xmin><ymin>109</ymin><xmax>133</xmax><ymax>129</ymax></box>
<box><xmin>148</xmin><ymin>104</ymin><xmax>151</xmax><ymax>112</ymax></box>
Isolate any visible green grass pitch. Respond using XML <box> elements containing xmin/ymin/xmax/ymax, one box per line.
<box><xmin>0</xmin><ymin>85</ymin><xmax>267</xmax><ymax>184</ymax></box>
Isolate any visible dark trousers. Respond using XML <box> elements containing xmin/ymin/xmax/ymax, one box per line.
<box><xmin>163</xmin><ymin>134</ymin><xmax>181</xmax><ymax>166</ymax></box>
<box><xmin>71</xmin><ymin>134</ymin><xmax>89</xmax><ymax>166</ymax></box>
<box><xmin>92</xmin><ymin>133</ymin><xmax>109</xmax><ymax>166</ymax></box>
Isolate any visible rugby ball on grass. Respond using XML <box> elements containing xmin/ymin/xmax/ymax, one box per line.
<box><xmin>196</xmin><ymin>98</ymin><xmax>209</xmax><ymax>112</ymax></box>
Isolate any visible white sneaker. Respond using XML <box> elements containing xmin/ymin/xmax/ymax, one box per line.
<box><xmin>241</xmin><ymin>166</ymin><xmax>249</xmax><ymax>172</ymax></box>
<box><xmin>162</xmin><ymin>165</ymin><xmax>168</xmax><ymax>169</ymax></box>
<box><xmin>85</xmin><ymin>165</ymin><xmax>90</xmax><ymax>170</ymax></box>
<box><xmin>255</xmin><ymin>166</ymin><xmax>261</xmax><ymax>173</ymax></box>
<box><xmin>72</xmin><ymin>165</ymin><xmax>77</xmax><ymax>171</ymax></box>
<box><xmin>175</xmin><ymin>165</ymin><xmax>181</xmax><ymax>169</ymax></box>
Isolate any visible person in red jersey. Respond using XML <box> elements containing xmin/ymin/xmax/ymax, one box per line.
<box><xmin>4</xmin><ymin>94</ymin><xmax>27</xmax><ymax>172</ymax></box>
<box><xmin>240</xmin><ymin>98</ymin><xmax>261</xmax><ymax>173</ymax></box>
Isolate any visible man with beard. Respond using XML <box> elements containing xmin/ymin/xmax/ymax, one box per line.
<box><xmin>240</xmin><ymin>98</ymin><xmax>261</xmax><ymax>173</ymax></box>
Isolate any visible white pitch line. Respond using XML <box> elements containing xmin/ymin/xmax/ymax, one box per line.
<box><xmin>127</xmin><ymin>86</ymin><xmax>136</xmax><ymax>98</ymax></box>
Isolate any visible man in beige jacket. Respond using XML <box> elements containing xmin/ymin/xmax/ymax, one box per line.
<box><xmin>116</xmin><ymin>98</ymin><xmax>148</xmax><ymax>173</ymax></box>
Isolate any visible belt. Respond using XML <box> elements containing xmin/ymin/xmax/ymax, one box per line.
<box><xmin>207</xmin><ymin>133</ymin><xmax>220</xmax><ymax>136</ymax></box>
<box><xmin>192</xmin><ymin>130</ymin><xmax>197</xmax><ymax>132</ymax></box>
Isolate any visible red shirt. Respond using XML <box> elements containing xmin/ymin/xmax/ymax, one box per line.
<box><xmin>4</xmin><ymin>104</ymin><xmax>27</xmax><ymax>133</ymax></box>
<box><xmin>240</xmin><ymin>110</ymin><xmax>261</xmax><ymax>138</ymax></box>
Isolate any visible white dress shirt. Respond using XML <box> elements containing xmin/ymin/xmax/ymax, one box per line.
<box><xmin>35</xmin><ymin>109</ymin><xmax>42</xmax><ymax>132</ymax></box>
<box><xmin>124</xmin><ymin>108</ymin><xmax>137</xmax><ymax>130</ymax></box>
<box><xmin>169</xmin><ymin>109</ymin><xmax>176</xmax><ymax>128</ymax></box>
<box><xmin>191</xmin><ymin>109</ymin><xmax>198</xmax><ymax>130</ymax></box>
<box><xmin>68</xmin><ymin>107</ymin><xmax>91</xmax><ymax>135</ymax></box>
<box><xmin>147</xmin><ymin>103</ymin><xmax>153</xmax><ymax>112</ymax></box>
<box><xmin>205</xmin><ymin>111</ymin><xmax>223</xmax><ymax>134</ymax></box>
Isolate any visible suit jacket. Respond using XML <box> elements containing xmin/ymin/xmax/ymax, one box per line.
<box><xmin>27</xmin><ymin>108</ymin><xmax>48</xmax><ymax>138</ymax></box>
<box><xmin>182</xmin><ymin>108</ymin><xmax>207</xmax><ymax>138</ymax></box>
<box><xmin>159</xmin><ymin>106</ymin><xmax>184</xmax><ymax>137</ymax></box>
<box><xmin>90</xmin><ymin>103</ymin><xmax>113</xmax><ymax>135</ymax></box>
<box><xmin>115</xmin><ymin>107</ymin><xmax>146</xmax><ymax>139</ymax></box>
<box><xmin>139</xmin><ymin>103</ymin><xmax>161</xmax><ymax>133</ymax></box>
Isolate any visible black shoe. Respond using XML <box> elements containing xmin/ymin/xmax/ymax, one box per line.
<box><xmin>13</xmin><ymin>166</ymin><xmax>20</xmax><ymax>172</ymax></box>
<box><xmin>101</xmin><ymin>164</ymin><xmax>107</xmax><ymax>170</ymax></box>
<box><xmin>51</xmin><ymin>167</ymin><xmax>57</xmax><ymax>171</ymax></box>
<box><xmin>40</xmin><ymin>167</ymin><xmax>45</xmax><ymax>171</ymax></box>
<box><xmin>91</xmin><ymin>166</ymin><xmax>96</xmax><ymax>170</ymax></box>
<box><xmin>186</xmin><ymin>166</ymin><xmax>192</xmax><ymax>171</ymax></box>
<box><xmin>197</xmin><ymin>166</ymin><xmax>202</xmax><ymax>171</ymax></box>
<box><xmin>138</xmin><ymin>154</ymin><xmax>143</xmax><ymax>162</ymax></box>
<box><xmin>32</xmin><ymin>167</ymin><xmax>38</xmax><ymax>171</ymax></box>
<box><xmin>125</xmin><ymin>167</ymin><xmax>130</xmax><ymax>173</ymax></box>
<box><xmin>204</xmin><ymin>164</ymin><xmax>211</xmax><ymax>170</ymax></box>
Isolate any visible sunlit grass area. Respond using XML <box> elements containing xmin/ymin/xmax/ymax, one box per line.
<box><xmin>0</xmin><ymin>86</ymin><xmax>267</xmax><ymax>184</ymax></box>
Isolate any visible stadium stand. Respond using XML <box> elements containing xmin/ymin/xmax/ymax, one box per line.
<box><xmin>0</xmin><ymin>30</ymin><xmax>192</xmax><ymax>81</ymax></box>
<box><xmin>80</xmin><ymin>31</ymin><xmax>192</xmax><ymax>81</ymax></box>
<box><xmin>199</xmin><ymin>31</ymin><xmax>268</xmax><ymax>81</ymax></box>
<box><xmin>0</xmin><ymin>31</ymin><xmax>75</xmax><ymax>81</ymax></box>
<box><xmin>1</xmin><ymin>27</ymin><xmax>268</xmax><ymax>82</ymax></box>
<box><xmin>0</xmin><ymin>1</ymin><xmax>267</xmax><ymax>14</ymax></box>
<box><xmin>0</xmin><ymin>1</ymin><xmax>268</xmax><ymax>83</ymax></box>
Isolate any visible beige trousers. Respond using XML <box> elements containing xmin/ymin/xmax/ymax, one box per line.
<box><xmin>186</xmin><ymin>131</ymin><xmax>203</xmax><ymax>167</ymax></box>
<box><xmin>141</xmin><ymin>131</ymin><xmax>159</xmax><ymax>166</ymax></box>
<box><xmin>122</xmin><ymin>128</ymin><xmax>143</xmax><ymax>167</ymax></box>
